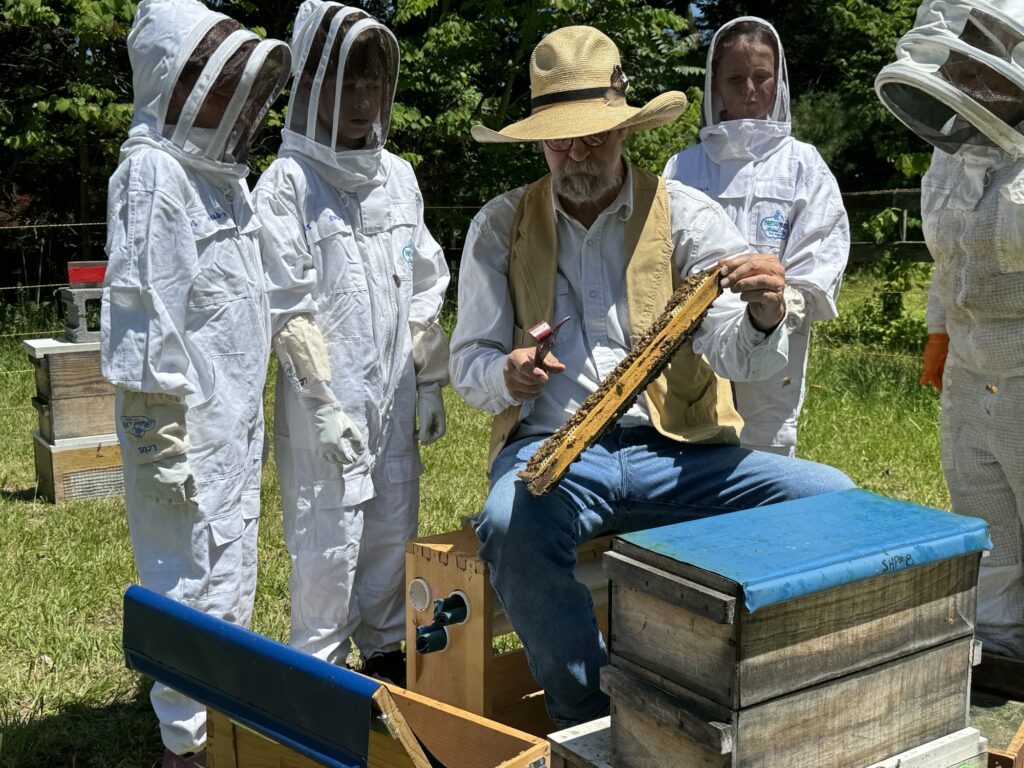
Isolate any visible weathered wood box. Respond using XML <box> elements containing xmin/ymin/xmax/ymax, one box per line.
<box><xmin>24</xmin><ymin>338</ymin><xmax>122</xmax><ymax>503</ymax></box>
<box><xmin>406</xmin><ymin>526</ymin><xmax>612</xmax><ymax>736</ymax></box>
<box><xmin>601</xmin><ymin>489</ymin><xmax>991</xmax><ymax>768</ymax></box>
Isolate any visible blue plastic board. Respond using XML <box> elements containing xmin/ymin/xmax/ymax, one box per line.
<box><xmin>619</xmin><ymin>489</ymin><xmax>991</xmax><ymax>613</ymax></box>
<box><xmin>122</xmin><ymin>586</ymin><xmax>381</xmax><ymax>768</ymax></box>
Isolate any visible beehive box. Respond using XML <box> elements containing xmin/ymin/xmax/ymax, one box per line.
<box><xmin>602</xmin><ymin>489</ymin><xmax>990</xmax><ymax>768</ymax></box>
<box><xmin>24</xmin><ymin>338</ymin><xmax>121</xmax><ymax>503</ymax></box>
<box><xmin>25</xmin><ymin>338</ymin><xmax>115</xmax><ymax>441</ymax></box>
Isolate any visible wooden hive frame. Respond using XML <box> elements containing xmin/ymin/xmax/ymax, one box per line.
<box><xmin>519</xmin><ymin>267</ymin><xmax>722</xmax><ymax>496</ymax></box>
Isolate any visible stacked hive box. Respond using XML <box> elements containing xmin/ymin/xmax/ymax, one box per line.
<box><xmin>25</xmin><ymin>338</ymin><xmax>122</xmax><ymax>503</ymax></box>
<box><xmin>600</xmin><ymin>489</ymin><xmax>991</xmax><ymax>768</ymax></box>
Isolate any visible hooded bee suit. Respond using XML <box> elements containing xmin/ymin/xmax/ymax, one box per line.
<box><xmin>100</xmin><ymin>0</ymin><xmax>289</xmax><ymax>754</ymax></box>
<box><xmin>254</xmin><ymin>1</ymin><xmax>450</xmax><ymax>665</ymax></box>
<box><xmin>877</xmin><ymin>0</ymin><xmax>1024</xmax><ymax>656</ymax></box>
<box><xmin>663</xmin><ymin>17</ymin><xmax>850</xmax><ymax>456</ymax></box>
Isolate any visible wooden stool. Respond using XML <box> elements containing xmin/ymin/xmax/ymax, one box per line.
<box><xmin>405</xmin><ymin>527</ymin><xmax>613</xmax><ymax>736</ymax></box>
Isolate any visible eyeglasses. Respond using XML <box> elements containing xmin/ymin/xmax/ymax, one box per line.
<box><xmin>543</xmin><ymin>132</ymin><xmax>610</xmax><ymax>152</ymax></box>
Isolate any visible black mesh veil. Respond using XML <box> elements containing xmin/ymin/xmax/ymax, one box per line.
<box><xmin>877</xmin><ymin>3</ymin><xmax>1024</xmax><ymax>155</ymax></box>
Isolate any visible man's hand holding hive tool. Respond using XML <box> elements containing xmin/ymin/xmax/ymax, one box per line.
<box><xmin>718</xmin><ymin>253</ymin><xmax>787</xmax><ymax>333</ymax></box>
<box><xmin>503</xmin><ymin>316</ymin><xmax>570</xmax><ymax>401</ymax></box>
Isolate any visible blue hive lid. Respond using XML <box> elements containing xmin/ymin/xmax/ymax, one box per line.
<box><xmin>616</xmin><ymin>489</ymin><xmax>991</xmax><ymax>613</ymax></box>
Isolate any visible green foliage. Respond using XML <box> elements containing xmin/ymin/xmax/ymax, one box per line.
<box><xmin>626</xmin><ymin>86</ymin><xmax>703</xmax><ymax>173</ymax></box>
<box><xmin>391</xmin><ymin>0</ymin><xmax>703</xmax><ymax>239</ymax></box>
<box><xmin>817</xmin><ymin>209</ymin><xmax>930</xmax><ymax>352</ymax></box>
<box><xmin>0</xmin><ymin>0</ymin><xmax>137</xmax><ymax>273</ymax></box>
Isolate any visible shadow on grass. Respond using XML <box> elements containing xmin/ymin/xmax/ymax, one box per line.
<box><xmin>0</xmin><ymin>487</ymin><xmax>41</xmax><ymax>503</ymax></box>
<box><xmin>0</xmin><ymin>685</ymin><xmax>162</xmax><ymax>768</ymax></box>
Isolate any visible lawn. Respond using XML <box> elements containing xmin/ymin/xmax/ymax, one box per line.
<box><xmin>0</xmin><ymin>269</ymin><xmax>1016</xmax><ymax>766</ymax></box>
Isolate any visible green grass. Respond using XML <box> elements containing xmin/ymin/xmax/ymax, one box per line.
<box><xmin>0</xmin><ymin>269</ymin><xmax>986</xmax><ymax>765</ymax></box>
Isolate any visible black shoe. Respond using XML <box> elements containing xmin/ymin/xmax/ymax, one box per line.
<box><xmin>361</xmin><ymin>650</ymin><xmax>406</xmax><ymax>688</ymax></box>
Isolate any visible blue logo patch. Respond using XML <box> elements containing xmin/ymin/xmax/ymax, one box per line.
<box><xmin>760</xmin><ymin>210</ymin><xmax>789</xmax><ymax>241</ymax></box>
<box><xmin>402</xmin><ymin>240</ymin><xmax>414</xmax><ymax>271</ymax></box>
<box><xmin>121</xmin><ymin>415</ymin><xmax>156</xmax><ymax>438</ymax></box>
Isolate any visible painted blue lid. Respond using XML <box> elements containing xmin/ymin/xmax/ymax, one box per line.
<box><xmin>618</xmin><ymin>489</ymin><xmax>991</xmax><ymax>613</ymax></box>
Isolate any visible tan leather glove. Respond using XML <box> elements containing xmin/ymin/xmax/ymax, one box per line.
<box><xmin>411</xmin><ymin>322</ymin><xmax>450</xmax><ymax>386</ymax></box>
<box><xmin>920</xmin><ymin>333</ymin><xmax>949</xmax><ymax>392</ymax></box>
<box><xmin>416</xmin><ymin>383</ymin><xmax>446</xmax><ymax>445</ymax></box>
<box><xmin>119</xmin><ymin>390</ymin><xmax>196</xmax><ymax>504</ymax></box>
<box><xmin>274</xmin><ymin>314</ymin><xmax>364</xmax><ymax>465</ymax></box>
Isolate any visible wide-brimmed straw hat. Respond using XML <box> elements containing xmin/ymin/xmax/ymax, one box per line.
<box><xmin>471</xmin><ymin>25</ymin><xmax>687</xmax><ymax>143</ymax></box>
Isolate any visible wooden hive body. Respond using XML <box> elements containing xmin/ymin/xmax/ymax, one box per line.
<box><xmin>24</xmin><ymin>338</ymin><xmax>122</xmax><ymax>503</ymax></box>
<box><xmin>601</xmin><ymin>489</ymin><xmax>991</xmax><ymax>768</ymax></box>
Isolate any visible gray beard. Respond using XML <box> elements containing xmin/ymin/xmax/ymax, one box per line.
<box><xmin>553</xmin><ymin>159</ymin><xmax>624</xmax><ymax>205</ymax></box>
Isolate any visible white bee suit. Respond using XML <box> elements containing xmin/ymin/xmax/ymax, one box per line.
<box><xmin>663</xmin><ymin>17</ymin><xmax>849</xmax><ymax>456</ymax></box>
<box><xmin>255</xmin><ymin>0</ymin><xmax>450</xmax><ymax>663</ymax></box>
<box><xmin>100</xmin><ymin>0</ymin><xmax>289</xmax><ymax>755</ymax></box>
<box><xmin>877</xmin><ymin>0</ymin><xmax>1024</xmax><ymax>656</ymax></box>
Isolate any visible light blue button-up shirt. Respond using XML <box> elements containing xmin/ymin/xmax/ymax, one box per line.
<box><xmin>450</xmin><ymin>164</ymin><xmax>788</xmax><ymax>440</ymax></box>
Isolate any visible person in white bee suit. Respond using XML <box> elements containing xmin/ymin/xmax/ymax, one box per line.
<box><xmin>100</xmin><ymin>1</ymin><xmax>289</xmax><ymax>764</ymax></box>
<box><xmin>877</xmin><ymin>0</ymin><xmax>1024</xmax><ymax>658</ymax></box>
<box><xmin>663</xmin><ymin>17</ymin><xmax>850</xmax><ymax>456</ymax></box>
<box><xmin>254</xmin><ymin>1</ymin><xmax>450</xmax><ymax>684</ymax></box>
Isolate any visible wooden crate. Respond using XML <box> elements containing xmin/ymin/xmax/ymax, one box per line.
<box><xmin>606</xmin><ymin>547</ymin><xmax>979</xmax><ymax>709</ymax></box>
<box><xmin>24</xmin><ymin>338</ymin><xmax>116</xmax><ymax>442</ymax></box>
<box><xmin>33</xmin><ymin>432</ymin><xmax>123</xmax><ymax>504</ymax></box>
<box><xmin>602</xmin><ymin>490</ymin><xmax>990</xmax><ymax>767</ymax></box>
<box><xmin>606</xmin><ymin>490</ymin><xmax>986</xmax><ymax>710</ymax></box>
<box><xmin>405</xmin><ymin>527</ymin><xmax>611</xmax><ymax>736</ymax></box>
<box><xmin>549</xmin><ymin>718</ymin><xmax>986</xmax><ymax>768</ymax></box>
<box><xmin>207</xmin><ymin>684</ymin><xmax>550</xmax><ymax>768</ymax></box>
<box><xmin>602</xmin><ymin>637</ymin><xmax>973</xmax><ymax>768</ymax></box>
<box><xmin>24</xmin><ymin>338</ymin><xmax>122</xmax><ymax>503</ymax></box>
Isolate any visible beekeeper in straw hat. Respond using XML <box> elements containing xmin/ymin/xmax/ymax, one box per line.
<box><xmin>450</xmin><ymin>25</ymin><xmax>854</xmax><ymax>727</ymax></box>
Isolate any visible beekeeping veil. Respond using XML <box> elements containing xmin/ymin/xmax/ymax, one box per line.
<box><xmin>283</xmin><ymin>1</ymin><xmax>399</xmax><ymax>165</ymax></box>
<box><xmin>876</xmin><ymin>0</ymin><xmax>1024</xmax><ymax>157</ymax></box>
<box><xmin>703</xmin><ymin>16</ymin><xmax>790</xmax><ymax>128</ymax></box>
<box><xmin>125</xmin><ymin>0</ymin><xmax>290</xmax><ymax>174</ymax></box>
<box><xmin>698</xmin><ymin>17</ymin><xmax>792</xmax><ymax>163</ymax></box>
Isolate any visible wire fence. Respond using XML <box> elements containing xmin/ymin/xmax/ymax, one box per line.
<box><xmin>0</xmin><ymin>188</ymin><xmax>932</xmax><ymax>419</ymax></box>
<box><xmin>0</xmin><ymin>189</ymin><xmax>933</xmax><ymax>290</ymax></box>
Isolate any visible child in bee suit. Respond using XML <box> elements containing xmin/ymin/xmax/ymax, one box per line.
<box><xmin>100</xmin><ymin>0</ymin><xmax>290</xmax><ymax>764</ymax></box>
<box><xmin>877</xmin><ymin>0</ymin><xmax>1024</xmax><ymax>658</ymax></box>
<box><xmin>663</xmin><ymin>16</ymin><xmax>850</xmax><ymax>457</ymax></box>
<box><xmin>255</xmin><ymin>1</ymin><xmax>450</xmax><ymax>684</ymax></box>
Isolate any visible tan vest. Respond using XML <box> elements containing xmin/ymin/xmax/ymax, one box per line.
<box><xmin>488</xmin><ymin>164</ymin><xmax>742</xmax><ymax>464</ymax></box>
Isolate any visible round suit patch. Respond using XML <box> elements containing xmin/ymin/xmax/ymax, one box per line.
<box><xmin>760</xmin><ymin>210</ymin><xmax>789</xmax><ymax>240</ymax></box>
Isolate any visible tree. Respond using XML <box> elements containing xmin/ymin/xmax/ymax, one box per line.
<box><xmin>389</xmin><ymin>0</ymin><xmax>704</xmax><ymax>240</ymax></box>
<box><xmin>1</xmin><ymin>0</ymin><xmax>136</xmax><ymax>278</ymax></box>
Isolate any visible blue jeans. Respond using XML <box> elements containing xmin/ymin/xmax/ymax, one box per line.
<box><xmin>475</xmin><ymin>427</ymin><xmax>855</xmax><ymax>727</ymax></box>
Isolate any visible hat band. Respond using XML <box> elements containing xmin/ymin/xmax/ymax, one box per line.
<box><xmin>531</xmin><ymin>85</ymin><xmax>625</xmax><ymax>110</ymax></box>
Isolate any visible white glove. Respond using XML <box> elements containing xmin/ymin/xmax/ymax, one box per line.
<box><xmin>783</xmin><ymin>285</ymin><xmax>808</xmax><ymax>333</ymax></box>
<box><xmin>416</xmin><ymin>383</ymin><xmax>446</xmax><ymax>445</ymax></box>
<box><xmin>135</xmin><ymin>453</ymin><xmax>197</xmax><ymax>505</ymax></box>
<box><xmin>313</xmin><ymin>403</ymin><xmax>365</xmax><ymax>465</ymax></box>
<box><xmin>119</xmin><ymin>389</ymin><xmax>196</xmax><ymax>506</ymax></box>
